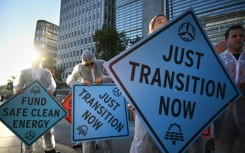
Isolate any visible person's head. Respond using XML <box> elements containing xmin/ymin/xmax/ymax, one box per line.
<box><xmin>149</xmin><ymin>14</ymin><xmax>168</xmax><ymax>34</ymax></box>
<box><xmin>81</xmin><ymin>50</ymin><xmax>96</xmax><ymax>69</ymax></box>
<box><xmin>30</xmin><ymin>51</ymin><xmax>43</xmax><ymax>68</ymax></box>
<box><xmin>225</xmin><ymin>24</ymin><xmax>244</xmax><ymax>53</ymax></box>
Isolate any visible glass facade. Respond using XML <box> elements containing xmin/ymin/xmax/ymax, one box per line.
<box><xmin>116</xmin><ymin>0</ymin><xmax>142</xmax><ymax>45</ymax></box>
<box><xmin>57</xmin><ymin>0</ymin><xmax>115</xmax><ymax>81</ymax></box>
<box><xmin>166</xmin><ymin>0</ymin><xmax>245</xmax><ymax>44</ymax></box>
<box><xmin>34</xmin><ymin>20</ymin><xmax>59</xmax><ymax>66</ymax></box>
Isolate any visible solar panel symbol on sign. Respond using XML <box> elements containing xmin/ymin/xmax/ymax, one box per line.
<box><xmin>164</xmin><ymin>123</ymin><xmax>184</xmax><ymax>145</ymax></box>
<box><xmin>77</xmin><ymin>125</ymin><xmax>88</xmax><ymax>136</ymax></box>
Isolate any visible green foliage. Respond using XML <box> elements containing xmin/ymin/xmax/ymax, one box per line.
<box><xmin>129</xmin><ymin>35</ymin><xmax>142</xmax><ymax>46</ymax></box>
<box><xmin>5</xmin><ymin>76</ymin><xmax>15</xmax><ymax>91</ymax></box>
<box><xmin>54</xmin><ymin>66</ymin><xmax>69</xmax><ymax>89</ymax></box>
<box><xmin>42</xmin><ymin>55</ymin><xmax>67</xmax><ymax>89</ymax></box>
<box><xmin>93</xmin><ymin>25</ymin><xmax>128</xmax><ymax>61</ymax></box>
<box><xmin>42</xmin><ymin>55</ymin><xmax>56</xmax><ymax>69</ymax></box>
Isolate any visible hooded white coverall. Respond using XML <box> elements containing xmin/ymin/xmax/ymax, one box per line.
<box><xmin>13</xmin><ymin>66</ymin><xmax>56</xmax><ymax>153</ymax></box>
<box><xmin>66</xmin><ymin>51</ymin><xmax>113</xmax><ymax>153</ymax></box>
<box><xmin>214</xmin><ymin>49</ymin><xmax>245</xmax><ymax>153</ymax></box>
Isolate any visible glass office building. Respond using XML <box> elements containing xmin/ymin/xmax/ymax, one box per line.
<box><xmin>57</xmin><ymin>0</ymin><xmax>115</xmax><ymax>81</ymax></box>
<box><xmin>166</xmin><ymin>0</ymin><xmax>245</xmax><ymax>44</ymax></box>
<box><xmin>34</xmin><ymin>20</ymin><xmax>59</xmax><ymax>67</ymax></box>
<box><xmin>116</xmin><ymin>0</ymin><xmax>142</xmax><ymax>45</ymax></box>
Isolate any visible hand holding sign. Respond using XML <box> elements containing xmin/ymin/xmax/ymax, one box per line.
<box><xmin>16</xmin><ymin>88</ymin><xmax>25</xmax><ymax>94</ymax></box>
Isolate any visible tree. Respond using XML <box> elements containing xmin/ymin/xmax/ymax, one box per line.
<box><xmin>54</xmin><ymin>66</ymin><xmax>69</xmax><ymax>89</ymax></box>
<box><xmin>93</xmin><ymin>25</ymin><xmax>128</xmax><ymax>61</ymax></box>
<box><xmin>42</xmin><ymin>55</ymin><xmax>56</xmax><ymax>69</ymax></box>
<box><xmin>129</xmin><ymin>35</ymin><xmax>142</xmax><ymax>46</ymax></box>
<box><xmin>42</xmin><ymin>54</ymin><xmax>67</xmax><ymax>89</ymax></box>
<box><xmin>5</xmin><ymin>76</ymin><xmax>15</xmax><ymax>91</ymax></box>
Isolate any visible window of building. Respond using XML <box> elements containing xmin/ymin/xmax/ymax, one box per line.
<box><xmin>37</xmin><ymin>30</ymin><xmax>45</xmax><ymax>34</ymax></box>
<box><xmin>36</xmin><ymin>37</ymin><xmax>45</xmax><ymax>41</ymax></box>
<box><xmin>38</xmin><ymin>44</ymin><xmax>45</xmax><ymax>48</ymax></box>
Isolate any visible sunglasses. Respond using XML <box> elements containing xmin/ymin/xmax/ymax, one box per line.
<box><xmin>84</xmin><ymin>62</ymin><xmax>94</xmax><ymax>66</ymax></box>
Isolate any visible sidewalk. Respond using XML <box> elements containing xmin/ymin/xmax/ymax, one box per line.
<box><xmin>0</xmin><ymin>101</ymin><xmax>135</xmax><ymax>153</ymax></box>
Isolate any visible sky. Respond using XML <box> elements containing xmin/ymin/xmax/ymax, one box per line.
<box><xmin>0</xmin><ymin>0</ymin><xmax>61</xmax><ymax>85</ymax></box>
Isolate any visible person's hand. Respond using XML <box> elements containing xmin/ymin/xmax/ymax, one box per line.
<box><xmin>227</xmin><ymin>102</ymin><xmax>234</xmax><ymax>110</ymax></box>
<box><xmin>237</xmin><ymin>82</ymin><xmax>245</xmax><ymax>89</ymax></box>
<box><xmin>128</xmin><ymin>104</ymin><xmax>135</xmax><ymax>112</ymax></box>
<box><xmin>84</xmin><ymin>80</ymin><xmax>91</xmax><ymax>86</ymax></box>
<box><xmin>47</xmin><ymin>90</ymin><xmax>54</xmax><ymax>95</ymax></box>
<box><xmin>128</xmin><ymin>104</ymin><xmax>136</xmax><ymax>120</ymax></box>
<box><xmin>16</xmin><ymin>88</ymin><xmax>24</xmax><ymax>94</ymax></box>
<box><xmin>95</xmin><ymin>77</ymin><xmax>102</xmax><ymax>85</ymax></box>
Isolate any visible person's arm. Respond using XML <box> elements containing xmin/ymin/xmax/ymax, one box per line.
<box><xmin>128</xmin><ymin>104</ymin><xmax>136</xmax><ymax>120</ymax></box>
<box><xmin>13</xmin><ymin>70</ymin><xmax>25</xmax><ymax>94</ymax></box>
<box><xmin>66</xmin><ymin>65</ymin><xmax>83</xmax><ymax>86</ymax></box>
<box><xmin>46</xmin><ymin>72</ymin><xmax>56</xmax><ymax>95</ymax></box>
<box><xmin>101</xmin><ymin>68</ymin><xmax>113</xmax><ymax>83</ymax></box>
<box><xmin>100</xmin><ymin>60</ymin><xmax>113</xmax><ymax>83</ymax></box>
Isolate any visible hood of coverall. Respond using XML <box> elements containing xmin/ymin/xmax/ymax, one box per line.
<box><xmin>81</xmin><ymin>50</ymin><xmax>96</xmax><ymax>65</ymax></box>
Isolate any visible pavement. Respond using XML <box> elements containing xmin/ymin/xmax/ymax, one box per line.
<box><xmin>0</xmin><ymin>101</ymin><xmax>135</xmax><ymax>153</ymax></box>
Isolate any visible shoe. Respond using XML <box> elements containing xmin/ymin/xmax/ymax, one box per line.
<box><xmin>72</xmin><ymin>143</ymin><xmax>82</xmax><ymax>148</ymax></box>
<box><xmin>95</xmin><ymin>143</ymin><xmax>99</xmax><ymax>150</ymax></box>
<box><xmin>45</xmin><ymin>149</ymin><xmax>60</xmax><ymax>153</ymax></box>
